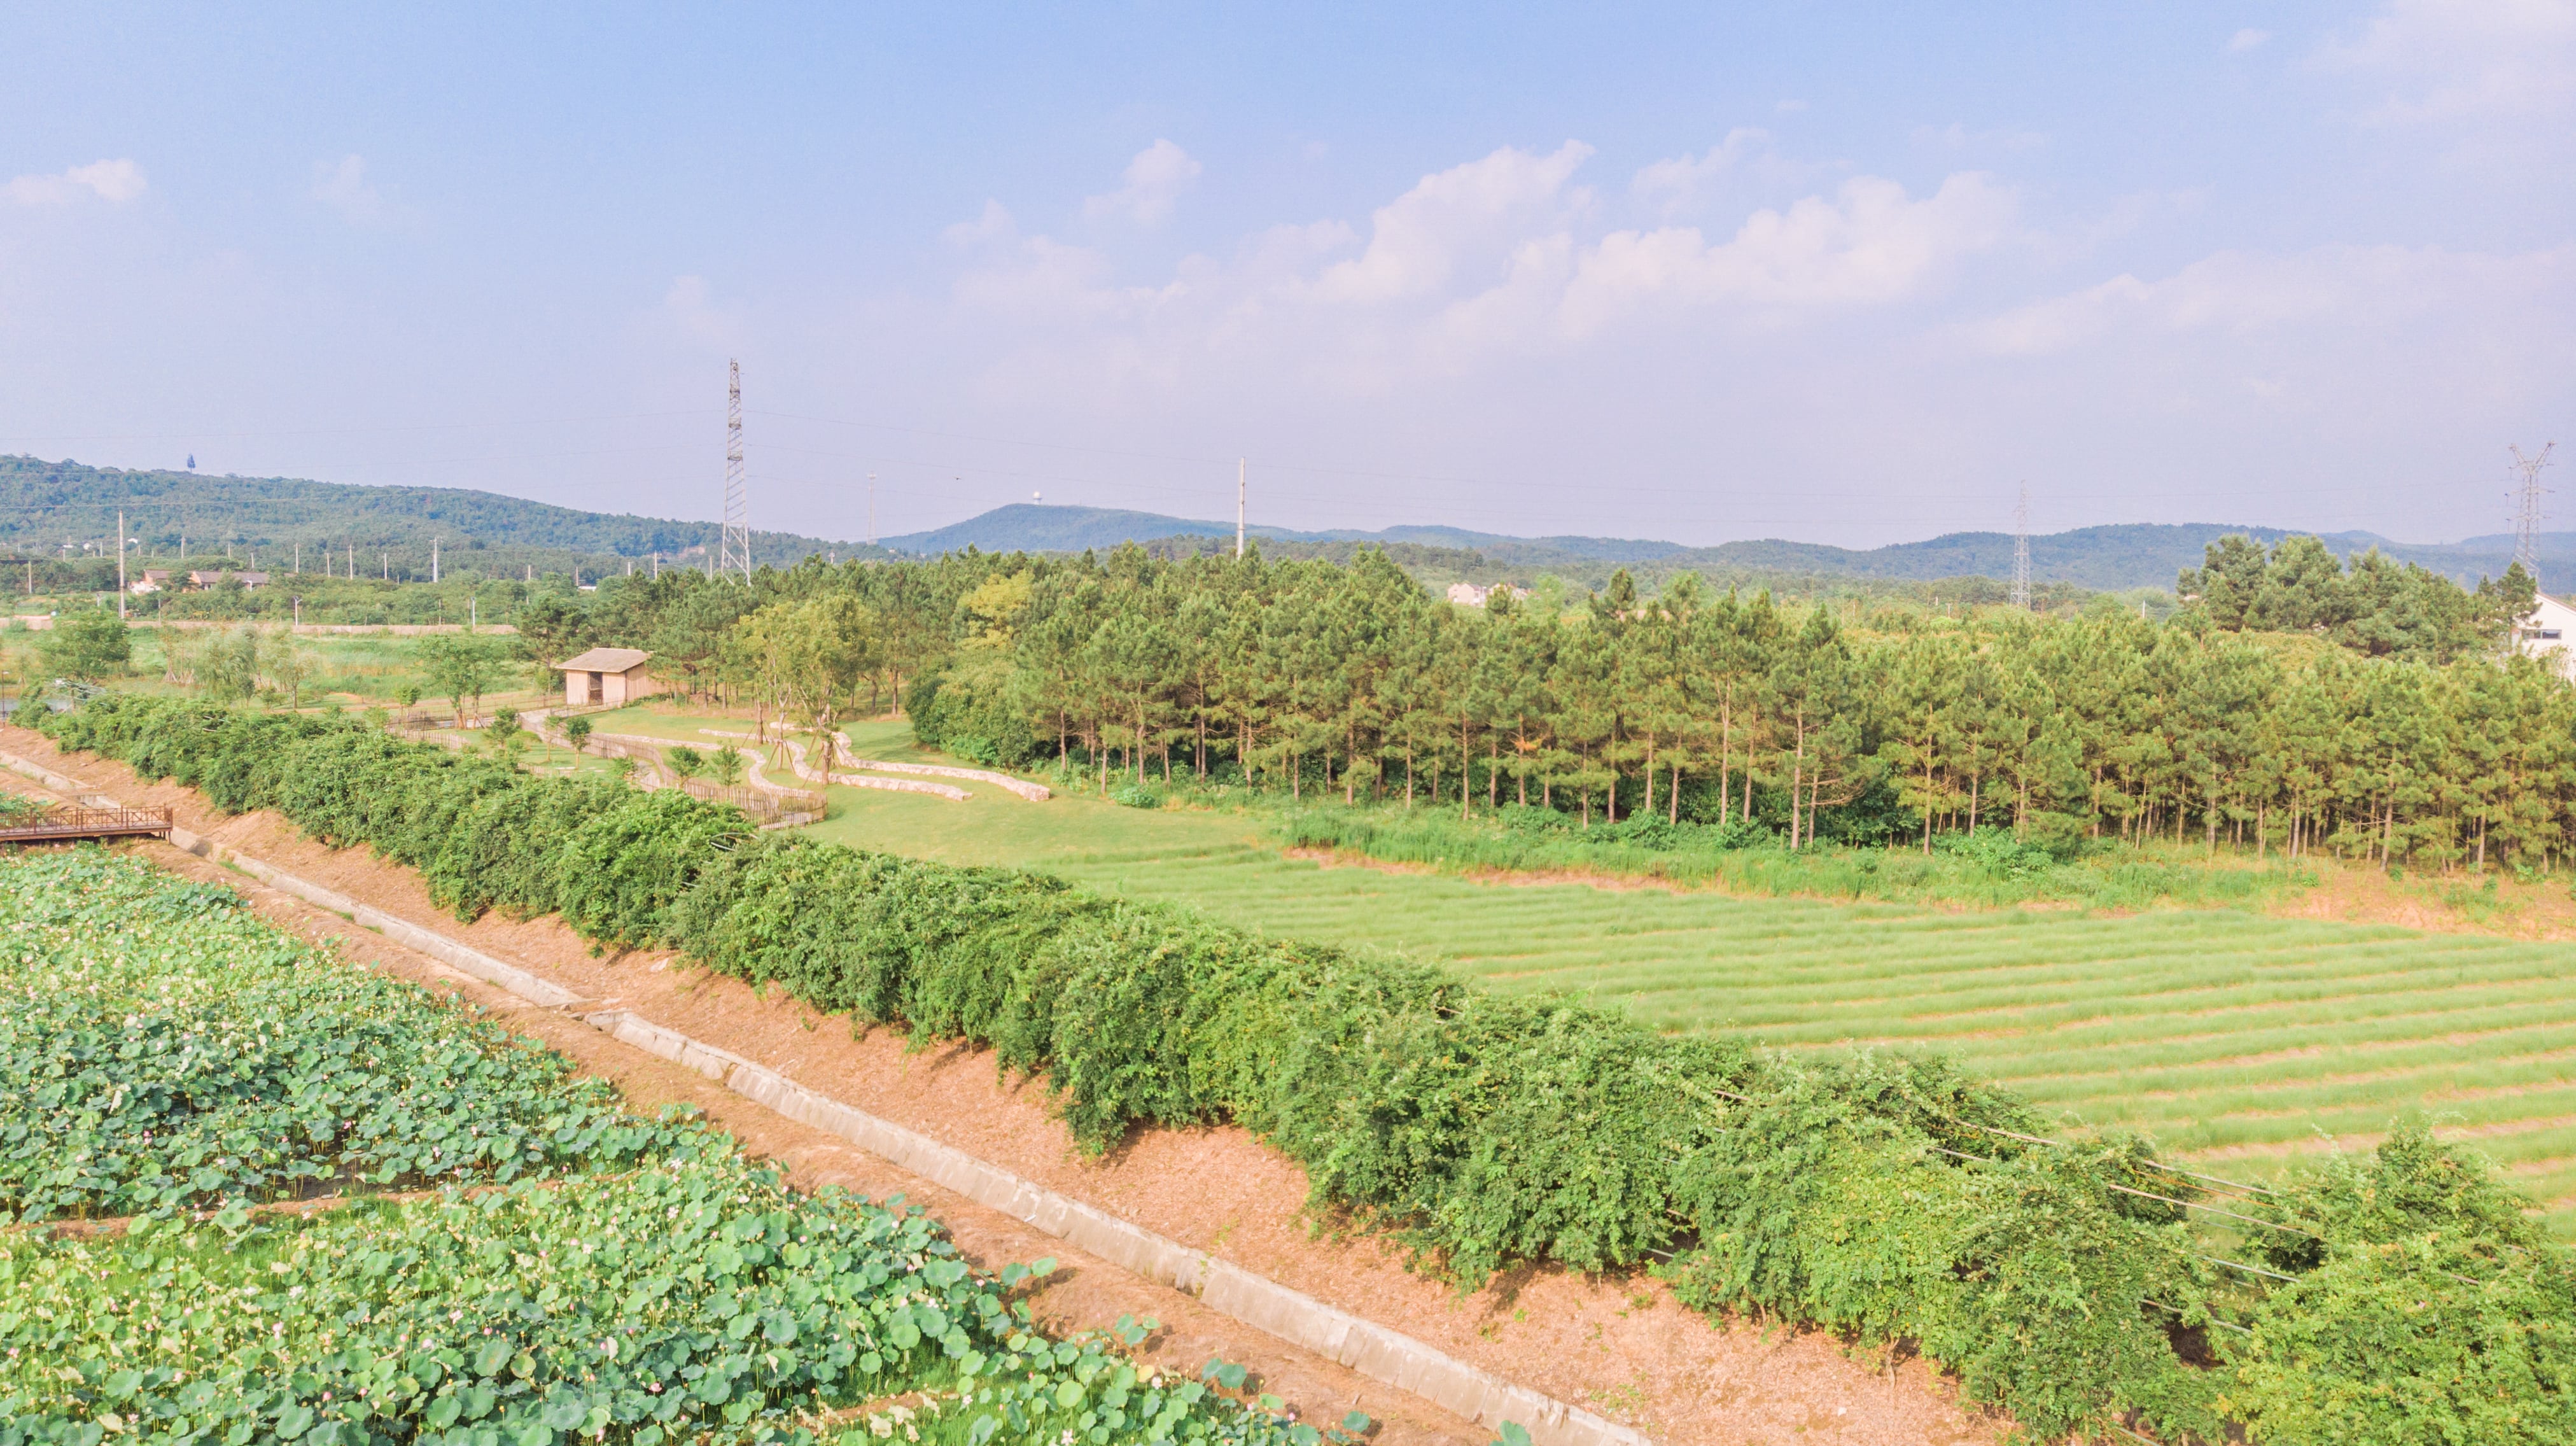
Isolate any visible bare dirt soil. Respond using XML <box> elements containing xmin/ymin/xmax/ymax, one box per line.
<box><xmin>6</xmin><ymin>731</ymin><xmax>2003</xmax><ymax>1446</ymax></box>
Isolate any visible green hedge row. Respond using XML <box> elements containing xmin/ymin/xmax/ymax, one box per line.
<box><xmin>36</xmin><ymin>696</ymin><xmax>2576</xmax><ymax>1445</ymax></box>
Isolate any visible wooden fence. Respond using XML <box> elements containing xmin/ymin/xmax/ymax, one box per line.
<box><xmin>0</xmin><ymin>805</ymin><xmax>174</xmax><ymax>845</ymax></box>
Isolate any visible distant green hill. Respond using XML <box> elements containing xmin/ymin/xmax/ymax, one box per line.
<box><xmin>890</xmin><ymin>503</ymin><xmax>2562</xmax><ymax>591</ymax></box>
<box><xmin>10</xmin><ymin>454</ymin><xmax>2553</xmax><ymax>596</ymax></box>
<box><xmin>0</xmin><ymin>454</ymin><xmax>868</xmax><ymax>580</ymax></box>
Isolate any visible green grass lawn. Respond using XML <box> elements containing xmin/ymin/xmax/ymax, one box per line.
<box><xmin>570</xmin><ymin>705</ymin><xmax>2576</xmax><ymax>1227</ymax></box>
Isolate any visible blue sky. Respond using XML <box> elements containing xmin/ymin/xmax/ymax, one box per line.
<box><xmin>2</xmin><ymin>3</ymin><xmax>2569</xmax><ymax>547</ymax></box>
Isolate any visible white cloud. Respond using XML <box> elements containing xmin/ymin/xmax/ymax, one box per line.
<box><xmin>953</xmin><ymin>235</ymin><xmax>1141</xmax><ymax>319</ymax></box>
<box><xmin>1312</xmin><ymin>141</ymin><xmax>1593</xmax><ymax>304</ymax></box>
<box><xmin>311</xmin><ymin>155</ymin><xmax>384</xmax><ymax>222</ymax></box>
<box><xmin>1082</xmin><ymin>139</ymin><xmax>1202</xmax><ymax>225</ymax></box>
<box><xmin>1971</xmin><ymin>243</ymin><xmax>2575</xmax><ymax>354</ymax></box>
<box><xmin>944</xmin><ymin>199</ymin><xmax>1016</xmax><ymax>246</ymax></box>
<box><xmin>662</xmin><ymin>275</ymin><xmax>745</xmax><ymax>350</ymax></box>
<box><xmin>1563</xmin><ymin>172</ymin><xmax>2018</xmax><ymax>329</ymax></box>
<box><xmin>4</xmin><ymin>158</ymin><xmax>146</xmax><ymax>206</ymax></box>
<box><xmin>937</xmin><ymin>142</ymin><xmax>2033</xmax><ymax>402</ymax></box>
<box><xmin>1632</xmin><ymin>129</ymin><xmax>1771</xmax><ymax>213</ymax></box>
<box><xmin>2321</xmin><ymin>0</ymin><xmax>2576</xmax><ymax>123</ymax></box>
<box><xmin>1910</xmin><ymin>122</ymin><xmax>2047</xmax><ymax>152</ymax></box>
<box><xmin>2228</xmin><ymin>27</ymin><xmax>2271</xmax><ymax>52</ymax></box>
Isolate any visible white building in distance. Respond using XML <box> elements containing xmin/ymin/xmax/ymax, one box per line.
<box><xmin>1445</xmin><ymin>582</ymin><xmax>1529</xmax><ymax>608</ymax></box>
<box><xmin>2514</xmin><ymin>593</ymin><xmax>2576</xmax><ymax>678</ymax></box>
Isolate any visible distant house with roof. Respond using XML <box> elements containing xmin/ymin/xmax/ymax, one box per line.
<box><xmin>1445</xmin><ymin>582</ymin><xmax>1529</xmax><ymax>608</ymax></box>
<box><xmin>552</xmin><ymin>647</ymin><xmax>662</xmax><ymax>707</ymax></box>
<box><xmin>129</xmin><ymin>570</ymin><xmax>171</xmax><ymax>595</ymax></box>
<box><xmin>2514</xmin><ymin>593</ymin><xmax>2576</xmax><ymax>678</ymax></box>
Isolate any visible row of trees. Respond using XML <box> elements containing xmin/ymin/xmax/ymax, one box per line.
<box><xmin>514</xmin><ymin>533</ymin><xmax>2573</xmax><ymax>871</ymax></box>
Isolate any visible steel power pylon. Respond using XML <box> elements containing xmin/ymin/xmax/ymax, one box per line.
<box><xmin>718</xmin><ymin>360</ymin><xmax>752</xmax><ymax>584</ymax></box>
<box><xmin>2511</xmin><ymin>442</ymin><xmax>2556</xmax><ymax>584</ymax></box>
<box><xmin>2010</xmin><ymin>483</ymin><xmax>2032</xmax><ymax>610</ymax></box>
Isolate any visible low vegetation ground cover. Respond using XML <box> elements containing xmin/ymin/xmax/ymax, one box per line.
<box><xmin>0</xmin><ymin>849</ymin><xmax>690</xmax><ymax>1223</ymax></box>
<box><xmin>0</xmin><ymin>848</ymin><xmax>1345</xmax><ymax>1446</ymax></box>
<box><xmin>33</xmin><ymin>694</ymin><xmax>2576</xmax><ymax>1443</ymax></box>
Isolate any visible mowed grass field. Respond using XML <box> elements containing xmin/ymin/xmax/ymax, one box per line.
<box><xmin>598</xmin><ymin>703</ymin><xmax>2576</xmax><ymax>1229</ymax></box>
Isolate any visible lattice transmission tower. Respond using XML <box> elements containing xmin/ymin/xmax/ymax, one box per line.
<box><xmin>2511</xmin><ymin>442</ymin><xmax>2556</xmax><ymax>585</ymax></box>
<box><xmin>2010</xmin><ymin>483</ymin><xmax>2032</xmax><ymax>609</ymax></box>
<box><xmin>718</xmin><ymin>359</ymin><xmax>752</xmax><ymax>583</ymax></box>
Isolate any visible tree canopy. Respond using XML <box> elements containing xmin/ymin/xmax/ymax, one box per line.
<box><xmin>538</xmin><ymin>533</ymin><xmax>2569</xmax><ymax>872</ymax></box>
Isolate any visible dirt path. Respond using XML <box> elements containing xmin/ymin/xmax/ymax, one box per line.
<box><xmin>1</xmin><ymin>730</ymin><xmax>2001</xmax><ymax>1446</ymax></box>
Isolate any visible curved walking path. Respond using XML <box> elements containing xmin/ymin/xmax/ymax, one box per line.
<box><xmin>699</xmin><ymin>728</ymin><xmax>973</xmax><ymax>802</ymax></box>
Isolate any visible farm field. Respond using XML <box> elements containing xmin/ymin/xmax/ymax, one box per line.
<box><xmin>0</xmin><ymin>845</ymin><xmax>1334</xmax><ymax>1446</ymax></box>
<box><xmin>573</xmin><ymin>701</ymin><xmax>2576</xmax><ymax>1228</ymax></box>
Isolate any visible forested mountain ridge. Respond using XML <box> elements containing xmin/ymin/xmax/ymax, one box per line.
<box><xmin>890</xmin><ymin>503</ymin><xmax>2574</xmax><ymax>591</ymax></box>
<box><xmin>0</xmin><ymin>454</ymin><xmax>864</xmax><ymax>578</ymax></box>
<box><xmin>15</xmin><ymin>451</ymin><xmax>2562</xmax><ymax>596</ymax></box>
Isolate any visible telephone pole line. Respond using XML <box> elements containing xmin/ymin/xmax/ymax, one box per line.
<box><xmin>2511</xmin><ymin>442</ymin><xmax>2555</xmax><ymax>584</ymax></box>
<box><xmin>116</xmin><ymin>509</ymin><xmax>127</xmax><ymax>618</ymax></box>
<box><xmin>867</xmin><ymin>472</ymin><xmax>878</xmax><ymax>548</ymax></box>
<box><xmin>718</xmin><ymin>359</ymin><xmax>752</xmax><ymax>584</ymax></box>
<box><xmin>1235</xmin><ymin>458</ymin><xmax>1246</xmax><ymax>559</ymax></box>
<box><xmin>2010</xmin><ymin>484</ymin><xmax>2031</xmax><ymax>610</ymax></box>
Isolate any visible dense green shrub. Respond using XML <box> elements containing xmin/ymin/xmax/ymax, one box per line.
<box><xmin>911</xmin><ymin>651</ymin><xmax>1040</xmax><ymax>767</ymax></box>
<box><xmin>36</xmin><ymin>694</ymin><xmax>2573</xmax><ymax>1444</ymax></box>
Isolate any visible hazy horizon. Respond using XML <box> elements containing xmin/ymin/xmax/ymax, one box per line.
<box><xmin>3</xmin><ymin>4</ymin><xmax>2568</xmax><ymax>549</ymax></box>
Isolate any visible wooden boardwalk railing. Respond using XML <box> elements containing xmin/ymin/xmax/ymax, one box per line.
<box><xmin>0</xmin><ymin>806</ymin><xmax>175</xmax><ymax>845</ymax></box>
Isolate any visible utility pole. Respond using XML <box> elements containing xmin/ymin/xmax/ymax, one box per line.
<box><xmin>432</xmin><ymin>536</ymin><xmax>440</xmax><ymax>584</ymax></box>
<box><xmin>2511</xmin><ymin>442</ymin><xmax>2556</xmax><ymax>586</ymax></box>
<box><xmin>1236</xmin><ymin>458</ymin><xmax>1246</xmax><ymax>559</ymax></box>
<box><xmin>2010</xmin><ymin>484</ymin><xmax>2032</xmax><ymax>610</ymax></box>
<box><xmin>116</xmin><ymin>509</ymin><xmax>126</xmax><ymax>618</ymax></box>
<box><xmin>867</xmin><ymin>472</ymin><xmax>878</xmax><ymax>547</ymax></box>
<box><xmin>718</xmin><ymin>359</ymin><xmax>752</xmax><ymax>584</ymax></box>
